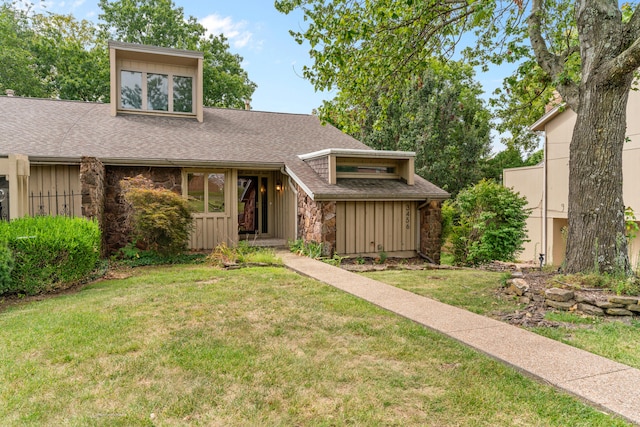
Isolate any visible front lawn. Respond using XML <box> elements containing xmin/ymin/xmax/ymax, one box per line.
<box><xmin>0</xmin><ymin>265</ymin><xmax>630</xmax><ymax>426</ymax></box>
<box><xmin>363</xmin><ymin>269</ymin><xmax>640</xmax><ymax>370</ymax></box>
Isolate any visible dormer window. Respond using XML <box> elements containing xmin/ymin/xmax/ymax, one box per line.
<box><xmin>120</xmin><ymin>70</ymin><xmax>193</xmax><ymax>113</ymax></box>
<box><xmin>109</xmin><ymin>41</ymin><xmax>204</xmax><ymax>121</ymax></box>
<box><xmin>299</xmin><ymin>148</ymin><xmax>415</xmax><ymax>185</ymax></box>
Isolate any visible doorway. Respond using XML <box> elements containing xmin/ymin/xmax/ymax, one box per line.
<box><xmin>238</xmin><ymin>176</ymin><xmax>268</xmax><ymax>235</ymax></box>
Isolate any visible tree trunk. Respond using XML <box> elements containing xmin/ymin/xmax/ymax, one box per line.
<box><xmin>564</xmin><ymin>79</ymin><xmax>632</xmax><ymax>274</ymax></box>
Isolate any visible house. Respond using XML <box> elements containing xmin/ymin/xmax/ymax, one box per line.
<box><xmin>0</xmin><ymin>41</ymin><xmax>448</xmax><ymax>261</ymax></box>
<box><xmin>503</xmin><ymin>91</ymin><xmax>640</xmax><ymax>267</ymax></box>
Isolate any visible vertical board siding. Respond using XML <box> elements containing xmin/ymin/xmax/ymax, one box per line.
<box><xmin>29</xmin><ymin>165</ymin><xmax>82</xmax><ymax>217</ymax></box>
<box><xmin>336</xmin><ymin>201</ymin><xmax>417</xmax><ymax>255</ymax></box>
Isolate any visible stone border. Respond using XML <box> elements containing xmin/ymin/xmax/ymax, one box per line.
<box><xmin>506</xmin><ymin>275</ymin><xmax>640</xmax><ymax>319</ymax></box>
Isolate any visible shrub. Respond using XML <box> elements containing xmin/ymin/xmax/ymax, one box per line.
<box><xmin>0</xmin><ymin>216</ymin><xmax>101</xmax><ymax>295</ymax></box>
<box><xmin>121</xmin><ymin>176</ymin><xmax>194</xmax><ymax>257</ymax></box>
<box><xmin>0</xmin><ymin>243</ymin><xmax>14</xmax><ymax>294</ymax></box>
<box><xmin>447</xmin><ymin>179</ymin><xmax>531</xmax><ymax>266</ymax></box>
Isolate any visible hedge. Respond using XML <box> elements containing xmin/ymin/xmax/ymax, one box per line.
<box><xmin>0</xmin><ymin>216</ymin><xmax>101</xmax><ymax>295</ymax></box>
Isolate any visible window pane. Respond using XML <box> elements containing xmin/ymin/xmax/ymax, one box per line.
<box><xmin>173</xmin><ymin>76</ymin><xmax>193</xmax><ymax>113</ymax></box>
<box><xmin>208</xmin><ymin>173</ymin><xmax>225</xmax><ymax>213</ymax></box>
<box><xmin>187</xmin><ymin>173</ymin><xmax>205</xmax><ymax>213</ymax></box>
<box><xmin>147</xmin><ymin>73</ymin><xmax>168</xmax><ymax>111</ymax></box>
<box><xmin>120</xmin><ymin>71</ymin><xmax>142</xmax><ymax>109</ymax></box>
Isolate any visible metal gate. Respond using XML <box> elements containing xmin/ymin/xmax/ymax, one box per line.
<box><xmin>0</xmin><ymin>176</ymin><xmax>9</xmax><ymax>221</ymax></box>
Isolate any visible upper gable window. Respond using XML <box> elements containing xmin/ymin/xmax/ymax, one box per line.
<box><xmin>120</xmin><ymin>70</ymin><xmax>193</xmax><ymax>114</ymax></box>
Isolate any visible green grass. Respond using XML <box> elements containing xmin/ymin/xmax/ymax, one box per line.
<box><xmin>363</xmin><ymin>269</ymin><xmax>640</xmax><ymax>370</ymax></box>
<box><xmin>0</xmin><ymin>265</ymin><xmax>629</xmax><ymax>426</ymax></box>
<box><xmin>362</xmin><ymin>269</ymin><xmax>517</xmax><ymax>315</ymax></box>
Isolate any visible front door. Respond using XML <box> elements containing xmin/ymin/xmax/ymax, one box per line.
<box><xmin>238</xmin><ymin>176</ymin><xmax>269</xmax><ymax>235</ymax></box>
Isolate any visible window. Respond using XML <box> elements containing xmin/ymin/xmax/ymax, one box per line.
<box><xmin>336</xmin><ymin>165</ymin><xmax>397</xmax><ymax>174</ymax></box>
<box><xmin>121</xmin><ymin>71</ymin><xmax>142</xmax><ymax>109</ymax></box>
<box><xmin>120</xmin><ymin>70</ymin><xmax>193</xmax><ymax>114</ymax></box>
<box><xmin>187</xmin><ymin>172</ymin><xmax>225</xmax><ymax>214</ymax></box>
<box><xmin>147</xmin><ymin>73</ymin><xmax>168</xmax><ymax>111</ymax></box>
<box><xmin>173</xmin><ymin>76</ymin><xmax>193</xmax><ymax>113</ymax></box>
<box><xmin>335</xmin><ymin>159</ymin><xmax>400</xmax><ymax>179</ymax></box>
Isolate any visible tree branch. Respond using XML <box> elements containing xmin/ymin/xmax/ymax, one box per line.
<box><xmin>527</xmin><ymin>0</ymin><xmax>563</xmax><ymax>79</ymax></box>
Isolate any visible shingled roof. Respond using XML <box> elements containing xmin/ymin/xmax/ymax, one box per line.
<box><xmin>0</xmin><ymin>96</ymin><xmax>448</xmax><ymax>201</ymax></box>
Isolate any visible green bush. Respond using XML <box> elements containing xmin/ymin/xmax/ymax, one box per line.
<box><xmin>0</xmin><ymin>243</ymin><xmax>14</xmax><ymax>294</ymax></box>
<box><xmin>447</xmin><ymin>179</ymin><xmax>531</xmax><ymax>266</ymax></box>
<box><xmin>121</xmin><ymin>176</ymin><xmax>194</xmax><ymax>257</ymax></box>
<box><xmin>0</xmin><ymin>216</ymin><xmax>101</xmax><ymax>295</ymax></box>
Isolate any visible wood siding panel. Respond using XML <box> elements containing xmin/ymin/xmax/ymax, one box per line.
<box><xmin>336</xmin><ymin>201</ymin><xmax>418</xmax><ymax>256</ymax></box>
<box><xmin>29</xmin><ymin>165</ymin><xmax>82</xmax><ymax>217</ymax></box>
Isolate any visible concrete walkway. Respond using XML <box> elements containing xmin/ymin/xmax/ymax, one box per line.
<box><xmin>278</xmin><ymin>251</ymin><xmax>640</xmax><ymax>425</ymax></box>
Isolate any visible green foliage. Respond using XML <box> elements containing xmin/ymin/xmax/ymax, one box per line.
<box><xmin>0</xmin><ymin>216</ymin><xmax>101</xmax><ymax>295</ymax></box>
<box><xmin>113</xmin><ymin>243</ymin><xmax>206</xmax><ymax>267</ymax></box>
<box><xmin>121</xmin><ymin>176</ymin><xmax>194</xmax><ymax>257</ymax></box>
<box><xmin>0</xmin><ymin>243</ymin><xmax>14</xmax><ymax>294</ymax></box>
<box><xmin>625</xmin><ymin>206</ymin><xmax>639</xmax><ymax>243</ymax></box>
<box><xmin>447</xmin><ymin>180</ymin><xmax>531</xmax><ymax>266</ymax></box>
<box><xmin>289</xmin><ymin>239</ymin><xmax>324</xmax><ymax>259</ymax></box>
<box><xmin>206</xmin><ymin>241</ymin><xmax>281</xmax><ymax>267</ymax></box>
<box><xmin>321</xmin><ymin>253</ymin><xmax>346</xmax><ymax>267</ymax></box>
<box><xmin>327</xmin><ymin>60</ymin><xmax>491</xmax><ymax>197</ymax></box>
<box><xmin>557</xmin><ymin>273</ymin><xmax>639</xmax><ymax>296</ymax></box>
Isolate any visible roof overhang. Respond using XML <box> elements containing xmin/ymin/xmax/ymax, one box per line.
<box><xmin>25</xmin><ymin>156</ymin><xmax>283</xmax><ymax>170</ymax></box>
<box><xmin>529</xmin><ymin>104</ymin><xmax>566</xmax><ymax>131</ymax></box>
<box><xmin>298</xmin><ymin>148</ymin><xmax>415</xmax><ymax>161</ymax></box>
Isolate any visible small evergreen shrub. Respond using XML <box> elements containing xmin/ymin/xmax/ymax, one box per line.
<box><xmin>447</xmin><ymin>179</ymin><xmax>531</xmax><ymax>266</ymax></box>
<box><xmin>121</xmin><ymin>176</ymin><xmax>194</xmax><ymax>257</ymax></box>
<box><xmin>0</xmin><ymin>216</ymin><xmax>101</xmax><ymax>295</ymax></box>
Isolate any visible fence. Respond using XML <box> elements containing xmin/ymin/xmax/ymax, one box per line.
<box><xmin>29</xmin><ymin>190</ymin><xmax>81</xmax><ymax>217</ymax></box>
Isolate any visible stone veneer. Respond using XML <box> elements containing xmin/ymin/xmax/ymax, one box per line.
<box><xmin>420</xmin><ymin>200</ymin><xmax>442</xmax><ymax>264</ymax></box>
<box><xmin>80</xmin><ymin>157</ymin><xmax>105</xmax><ymax>225</ymax></box>
<box><xmin>103</xmin><ymin>166</ymin><xmax>182</xmax><ymax>254</ymax></box>
<box><xmin>297</xmin><ymin>186</ymin><xmax>336</xmax><ymax>256</ymax></box>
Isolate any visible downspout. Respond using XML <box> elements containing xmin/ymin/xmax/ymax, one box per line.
<box><xmin>542</xmin><ymin>134</ymin><xmax>548</xmax><ymax>265</ymax></box>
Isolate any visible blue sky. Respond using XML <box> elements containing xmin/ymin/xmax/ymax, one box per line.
<box><xmin>33</xmin><ymin>0</ymin><xmax>512</xmax><ymax>151</ymax></box>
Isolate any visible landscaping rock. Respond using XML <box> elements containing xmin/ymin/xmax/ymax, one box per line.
<box><xmin>575</xmin><ymin>294</ymin><xmax>597</xmax><ymax>304</ymax></box>
<box><xmin>545</xmin><ymin>300</ymin><xmax>575</xmax><ymax>310</ymax></box>
<box><xmin>595</xmin><ymin>301</ymin><xmax>625</xmax><ymax>309</ymax></box>
<box><xmin>606</xmin><ymin>308</ymin><xmax>634</xmax><ymax>316</ymax></box>
<box><xmin>506</xmin><ymin>278</ymin><xmax>529</xmax><ymax>296</ymax></box>
<box><xmin>628</xmin><ymin>304</ymin><xmax>640</xmax><ymax>313</ymax></box>
<box><xmin>545</xmin><ymin>288</ymin><xmax>575</xmax><ymax>302</ymax></box>
<box><xmin>609</xmin><ymin>296</ymin><xmax>640</xmax><ymax>305</ymax></box>
<box><xmin>577</xmin><ymin>303</ymin><xmax>605</xmax><ymax>316</ymax></box>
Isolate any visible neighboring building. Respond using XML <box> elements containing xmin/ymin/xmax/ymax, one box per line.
<box><xmin>0</xmin><ymin>41</ymin><xmax>448</xmax><ymax>261</ymax></box>
<box><xmin>503</xmin><ymin>92</ymin><xmax>640</xmax><ymax>267</ymax></box>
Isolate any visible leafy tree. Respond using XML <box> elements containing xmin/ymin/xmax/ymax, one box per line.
<box><xmin>98</xmin><ymin>0</ymin><xmax>256</xmax><ymax>108</ymax></box>
<box><xmin>275</xmin><ymin>0</ymin><xmax>640</xmax><ymax>275</ymax></box>
<box><xmin>29</xmin><ymin>13</ymin><xmax>110</xmax><ymax>102</ymax></box>
<box><xmin>445</xmin><ymin>180</ymin><xmax>531</xmax><ymax>266</ymax></box>
<box><xmin>327</xmin><ymin>60</ymin><xmax>491</xmax><ymax>197</ymax></box>
<box><xmin>0</xmin><ymin>3</ymin><xmax>49</xmax><ymax>97</ymax></box>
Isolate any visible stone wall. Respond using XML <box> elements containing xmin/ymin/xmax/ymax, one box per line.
<box><xmin>297</xmin><ymin>186</ymin><xmax>336</xmax><ymax>256</ymax></box>
<box><xmin>80</xmin><ymin>157</ymin><xmax>105</xmax><ymax>224</ymax></box>
<box><xmin>420</xmin><ymin>200</ymin><xmax>442</xmax><ymax>264</ymax></box>
<box><xmin>103</xmin><ymin>166</ymin><xmax>182</xmax><ymax>254</ymax></box>
<box><xmin>506</xmin><ymin>277</ymin><xmax>640</xmax><ymax>319</ymax></box>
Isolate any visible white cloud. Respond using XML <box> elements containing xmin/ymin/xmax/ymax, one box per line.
<box><xmin>200</xmin><ymin>14</ymin><xmax>254</xmax><ymax>49</ymax></box>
